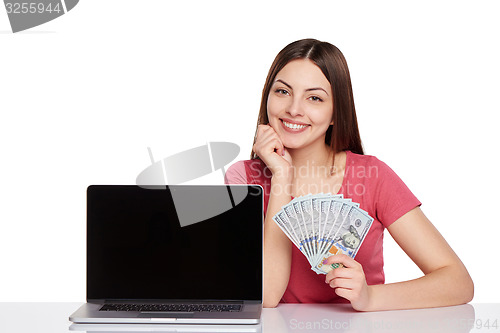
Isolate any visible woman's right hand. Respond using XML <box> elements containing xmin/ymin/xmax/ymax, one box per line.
<box><xmin>253</xmin><ymin>124</ymin><xmax>293</xmax><ymax>182</ymax></box>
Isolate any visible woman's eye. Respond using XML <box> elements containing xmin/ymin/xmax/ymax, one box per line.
<box><xmin>309</xmin><ymin>96</ymin><xmax>323</xmax><ymax>102</ymax></box>
<box><xmin>275</xmin><ymin>88</ymin><xmax>289</xmax><ymax>95</ymax></box>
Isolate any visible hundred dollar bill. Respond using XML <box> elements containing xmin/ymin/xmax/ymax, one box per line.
<box><xmin>313</xmin><ymin>197</ymin><xmax>348</xmax><ymax>272</ymax></box>
<box><xmin>291</xmin><ymin>200</ymin><xmax>315</xmax><ymax>261</ymax></box>
<box><xmin>314</xmin><ymin>199</ymin><xmax>347</xmax><ymax>265</ymax></box>
<box><xmin>283</xmin><ymin>203</ymin><xmax>314</xmax><ymax>262</ymax></box>
<box><xmin>312</xmin><ymin>194</ymin><xmax>345</xmax><ymax>272</ymax></box>
<box><xmin>292</xmin><ymin>194</ymin><xmax>335</xmax><ymax>273</ymax></box>
<box><xmin>315</xmin><ymin>204</ymin><xmax>373</xmax><ymax>274</ymax></box>
<box><xmin>299</xmin><ymin>198</ymin><xmax>315</xmax><ymax>258</ymax></box>
<box><xmin>316</xmin><ymin>199</ymin><xmax>332</xmax><ymax>264</ymax></box>
<box><xmin>311</xmin><ymin>196</ymin><xmax>322</xmax><ymax>258</ymax></box>
<box><xmin>314</xmin><ymin>201</ymin><xmax>354</xmax><ymax>272</ymax></box>
<box><xmin>273</xmin><ymin>210</ymin><xmax>313</xmax><ymax>265</ymax></box>
<box><xmin>311</xmin><ymin>194</ymin><xmax>342</xmax><ymax>258</ymax></box>
<box><xmin>273</xmin><ymin>211</ymin><xmax>299</xmax><ymax>248</ymax></box>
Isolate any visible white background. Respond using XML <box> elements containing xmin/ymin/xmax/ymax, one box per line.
<box><xmin>1</xmin><ymin>0</ymin><xmax>499</xmax><ymax>302</ymax></box>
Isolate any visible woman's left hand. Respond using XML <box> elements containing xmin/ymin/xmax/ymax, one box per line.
<box><xmin>324</xmin><ymin>254</ymin><xmax>372</xmax><ymax>311</ymax></box>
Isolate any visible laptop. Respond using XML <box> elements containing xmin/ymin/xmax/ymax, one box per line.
<box><xmin>70</xmin><ymin>185</ymin><xmax>263</xmax><ymax>325</ymax></box>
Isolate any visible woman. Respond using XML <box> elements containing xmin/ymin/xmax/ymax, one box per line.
<box><xmin>224</xmin><ymin>39</ymin><xmax>473</xmax><ymax>311</ymax></box>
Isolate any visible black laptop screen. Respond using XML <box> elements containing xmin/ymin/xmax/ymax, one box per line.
<box><xmin>87</xmin><ymin>185</ymin><xmax>263</xmax><ymax>301</ymax></box>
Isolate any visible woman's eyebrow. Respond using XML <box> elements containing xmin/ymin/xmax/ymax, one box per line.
<box><xmin>275</xmin><ymin>79</ymin><xmax>329</xmax><ymax>96</ymax></box>
<box><xmin>306</xmin><ymin>87</ymin><xmax>329</xmax><ymax>96</ymax></box>
<box><xmin>275</xmin><ymin>79</ymin><xmax>293</xmax><ymax>90</ymax></box>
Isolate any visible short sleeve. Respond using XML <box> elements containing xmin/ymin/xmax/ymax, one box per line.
<box><xmin>373</xmin><ymin>159</ymin><xmax>421</xmax><ymax>227</ymax></box>
<box><xmin>224</xmin><ymin>161</ymin><xmax>248</xmax><ymax>184</ymax></box>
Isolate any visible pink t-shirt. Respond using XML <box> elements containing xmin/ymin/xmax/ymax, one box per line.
<box><xmin>224</xmin><ymin>150</ymin><xmax>421</xmax><ymax>303</ymax></box>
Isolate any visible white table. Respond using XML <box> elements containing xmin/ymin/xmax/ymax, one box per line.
<box><xmin>0</xmin><ymin>302</ymin><xmax>499</xmax><ymax>332</ymax></box>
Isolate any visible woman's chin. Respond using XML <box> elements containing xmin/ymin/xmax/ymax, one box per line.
<box><xmin>281</xmin><ymin>140</ymin><xmax>304</xmax><ymax>150</ymax></box>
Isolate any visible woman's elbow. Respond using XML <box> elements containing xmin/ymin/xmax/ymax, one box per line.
<box><xmin>461</xmin><ymin>273</ymin><xmax>474</xmax><ymax>304</ymax></box>
<box><xmin>263</xmin><ymin>295</ymin><xmax>281</xmax><ymax>308</ymax></box>
<box><xmin>454</xmin><ymin>266</ymin><xmax>474</xmax><ymax>305</ymax></box>
<box><xmin>263</xmin><ymin>301</ymin><xmax>279</xmax><ymax>308</ymax></box>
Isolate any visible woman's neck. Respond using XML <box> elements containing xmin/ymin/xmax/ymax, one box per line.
<box><xmin>287</xmin><ymin>142</ymin><xmax>333</xmax><ymax>170</ymax></box>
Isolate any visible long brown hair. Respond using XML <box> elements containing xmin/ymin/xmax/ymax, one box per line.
<box><xmin>250</xmin><ymin>39</ymin><xmax>364</xmax><ymax>161</ymax></box>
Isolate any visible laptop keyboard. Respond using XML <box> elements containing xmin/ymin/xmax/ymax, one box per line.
<box><xmin>99</xmin><ymin>303</ymin><xmax>242</xmax><ymax>312</ymax></box>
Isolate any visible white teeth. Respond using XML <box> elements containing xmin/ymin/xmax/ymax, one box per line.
<box><xmin>283</xmin><ymin>121</ymin><xmax>308</xmax><ymax>129</ymax></box>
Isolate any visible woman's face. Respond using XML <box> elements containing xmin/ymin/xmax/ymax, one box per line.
<box><xmin>267</xmin><ymin>58</ymin><xmax>334</xmax><ymax>150</ymax></box>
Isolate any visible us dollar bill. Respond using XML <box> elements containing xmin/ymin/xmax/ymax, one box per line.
<box><xmin>315</xmin><ymin>204</ymin><xmax>373</xmax><ymax>274</ymax></box>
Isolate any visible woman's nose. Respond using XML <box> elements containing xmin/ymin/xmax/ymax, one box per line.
<box><xmin>287</xmin><ymin>97</ymin><xmax>304</xmax><ymax>117</ymax></box>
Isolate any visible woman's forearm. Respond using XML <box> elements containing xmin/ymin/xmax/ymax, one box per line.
<box><xmin>359</xmin><ymin>208</ymin><xmax>475</xmax><ymax>311</ymax></box>
<box><xmin>365</xmin><ymin>263</ymin><xmax>474</xmax><ymax>311</ymax></box>
<box><xmin>263</xmin><ymin>177</ymin><xmax>293</xmax><ymax>308</ymax></box>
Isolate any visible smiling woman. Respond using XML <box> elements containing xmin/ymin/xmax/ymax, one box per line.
<box><xmin>251</xmin><ymin>39</ymin><xmax>363</xmax><ymax>162</ymax></box>
<box><xmin>267</xmin><ymin>59</ymin><xmax>334</xmax><ymax>150</ymax></box>
<box><xmin>224</xmin><ymin>39</ymin><xmax>473</xmax><ymax>311</ymax></box>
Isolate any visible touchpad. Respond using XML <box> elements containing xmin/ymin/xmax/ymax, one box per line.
<box><xmin>138</xmin><ymin>312</ymin><xmax>195</xmax><ymax>318</ymax></box>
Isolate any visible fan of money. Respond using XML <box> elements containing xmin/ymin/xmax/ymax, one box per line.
<box><xmin>272</xmin><ymin>194</ymin><xmax>373</xmax><ymax>274</ymax></box>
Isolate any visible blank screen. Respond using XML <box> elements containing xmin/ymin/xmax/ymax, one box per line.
<box><xmin>86</xmin><ymin>185</ymin><xmax>263</xmax><ymax>301</ymax></box>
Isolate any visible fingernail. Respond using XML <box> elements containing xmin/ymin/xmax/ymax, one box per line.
<box><xmin>323</xmin><ymin>260</ymin><xmax>328</xmax><ymax>264</ymax></box>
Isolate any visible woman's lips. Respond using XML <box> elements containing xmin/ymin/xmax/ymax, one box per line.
<box><xmin>280</xmin><ymin>119</ymin><xmax>310</xmax><ymax>133</ymax></box>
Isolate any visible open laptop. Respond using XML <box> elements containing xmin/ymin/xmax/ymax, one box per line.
<box><xmin>70</xmin><ymin>185</ymin><xmax>263</xmax><ymax>325</ymax></box>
